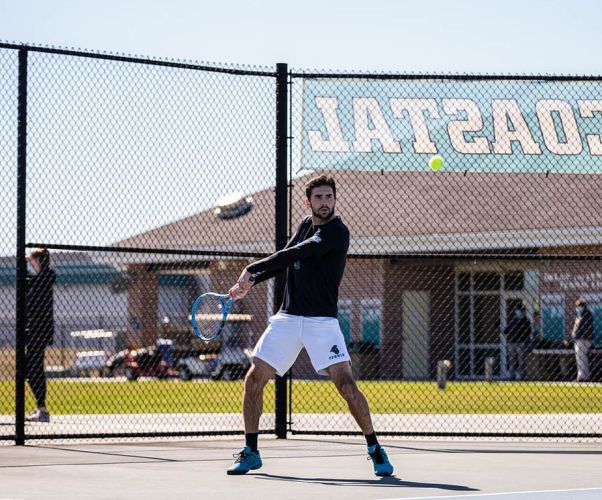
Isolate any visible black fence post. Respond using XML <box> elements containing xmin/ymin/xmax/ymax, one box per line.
<box><xmin>274</xmin><ymin>62</ymin><xmax>288</xmax><ymax>439</ymax></box>
<box><xmin>15</xmin><ymin>48</ymin><xmax>29</xmax><ymax>446</ymax></box>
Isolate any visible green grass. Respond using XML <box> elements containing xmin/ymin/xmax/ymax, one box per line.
<box><xmin>1</xmin><ymin>380</ymin><xmax>601</xmax><ymax>415</ymax></box>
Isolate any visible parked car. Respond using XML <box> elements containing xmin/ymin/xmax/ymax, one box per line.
<box><xmin>123</xmin><ymin>345</ymin><xmax>171</xmax><ymax>381</ymax></box>
<box><xmin>117</xmin><ymin>339</ymin><xmax>222</xmax><ymax>381</ymax></box>
<box><xmin>105</xmin><ymin>348</ymin><xmax>130</xmax><ymax>377</ymax></box>
<box><xmin>178</xmin><ymin>347</ymin><xmax>252</xmax><ymax>381</ymax></box>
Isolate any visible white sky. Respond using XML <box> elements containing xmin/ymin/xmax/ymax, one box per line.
<box><xmin>1</xmin><ymin>0</ymin><xmax>602</xmax><ymax>74</ymax></box>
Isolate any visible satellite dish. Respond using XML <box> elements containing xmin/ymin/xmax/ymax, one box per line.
<box><xmin>214</xmin><ymin>192</ymin><xmax>253</xmax><ymax>220</ymax></box>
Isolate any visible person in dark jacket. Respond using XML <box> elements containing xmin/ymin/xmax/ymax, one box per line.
<box><xmin>25</xmin><ymin>247</ymin><xmax>56</xmax><ymax>422</ymax></box>
<box><xmin>571</xmin><ymin>298</ymin><xmax>594</xmax><ymax>382</ymax></box>
<box><xmin>503</xmin><ymin>304</ymin><xmax>532</xmax><ymax>380</ymax></box>
<box><xmin>224</xmin><ymin>174</ymin><xmax>393</xmax><ymax>477</ymax></box>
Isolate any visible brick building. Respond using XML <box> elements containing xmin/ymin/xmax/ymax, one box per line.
<box><xmin>116</xmin><ymin>170</ymin><xmax>602</xmax><ymax>380</ymax></box>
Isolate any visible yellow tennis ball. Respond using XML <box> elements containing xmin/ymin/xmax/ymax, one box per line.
<box><xmin>429</xmin><ymin>155</ymin><xmax>443</xmax><ymax>171</ymax></box>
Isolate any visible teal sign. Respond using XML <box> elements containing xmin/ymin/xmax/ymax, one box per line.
<box><xmin>301</xmin><ymin>79</ymin><xmax>602</xmax><ymax>173</ymax></box>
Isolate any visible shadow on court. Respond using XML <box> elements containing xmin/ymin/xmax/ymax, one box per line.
<box><xmin>253</xmin><ymin>472</ymin><xmax>479</xmax><ymax>492</ymax></box>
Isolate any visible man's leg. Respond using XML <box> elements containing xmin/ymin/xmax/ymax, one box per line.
<box><xmin>25</xmin><ymin>344</ymin><xmax>49</xmax><ymax>421</ymax></box>
<box><xmin>327</xmin><ymin>361</ymin><xmax>373</xmax><ymax>433</ymax></box>
<box><xmin>575</xmin><ymin>340</ymin><xmax>591</xmax><ymax>381</ymax></box>
<box><xmin>326</xmin><ymin>361</ymin><xmax>394</xmax><ymax>476</ymax></box>
<box><xmin>227</xmin><ymin>357</ymin><xmax>275</xmax><ymax>475</ymax></box>
<box><xmin>508</xmin><ymin>344</ymin><xmax>519</xmax><ymax>380</ymax></box>
<box><xmin>243</xmin><ymin>357</ymin><xmax>276</xmax><ymax>433</ymax></box>
<box><xmin>517</xmin><ymin>343</ymin><xmax>527</xmax><ymax>380</ymax></box>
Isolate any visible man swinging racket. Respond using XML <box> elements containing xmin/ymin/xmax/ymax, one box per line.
<box><xmin>226</xmin><ymin>173</ymin><xmax>394</xmax><ymax>477</ymax></box>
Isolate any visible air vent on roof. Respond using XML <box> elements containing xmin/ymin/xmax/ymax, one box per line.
<box><xmin>214</xmin><ymin>192</ymin><xmax>253</xmax><ymax>220</ymax></box>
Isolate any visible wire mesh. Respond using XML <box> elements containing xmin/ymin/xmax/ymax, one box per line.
<box><xmin>1</xmin><ymin>44</ymin><xmax>277</xmax><ymax>442</ymax></box>
<box><xmin>287</xmin><ymin>71</ymin><xmax>602</xmax><ymax>438</ymax></box>
<box><xmin>1</xmin><ymin>44</ymin><xmax>601</xmax><ymax>443</ymax></box>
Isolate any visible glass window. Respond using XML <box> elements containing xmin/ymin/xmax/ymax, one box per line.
<box><xmin>505</xmin><ymin>298</ymin><xmax>525</xmax><ymax>323</ymax></box>
<box><xmin>458</xmin><ymin>348</ymin><xmax>472</xmax><ymax>376</ymax></box>
<box><xmin>474</xmin><ymin>295</ymin><xmax>500</xmax><ymax>343</ymax></box>
<box><xmin>542</xmin><ymin>299</ymin><xmax>565</xmax><ymax>342</ymax></box>
<box><xmin>473</xmin><ymin>272</ymin><xmax>500</xmax><ymax>291</ymax></box>
<box><xmin>503</xmin><ymin>271</ymin><xmax>524</xmax><ymax>291</ymax></box>
<box><xmin>337</xmin><ymin>308</ymin><xmax>352</xmax><ymax>345</ymax></box>
<box><xmin>458</xmin><ymin>272</ymin><xmax>471</xmax><ymax>291</ymax></box>
<box><xmin>360</xmin><ymin>305</ymin><xmax>381</xmax><ymax>347</ymax></box>
<box><xmin>458</xmin><ymin>295</ymin><xmax>471</xmax><ymax>344</ymax></box>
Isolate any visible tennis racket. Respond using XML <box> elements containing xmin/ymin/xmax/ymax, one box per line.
<box><xmin>191</xmin><ymin>293</ymin><xmax>233</xmax><ymax>341</ymax></box>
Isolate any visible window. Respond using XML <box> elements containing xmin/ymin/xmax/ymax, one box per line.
<box><xmin>458</xmin><ymin>272</ymin><xmax>471</xmax><ymax>292</ymax></box>
<box><xmin>456</xmin><ymin>268</ymin><xmax>527</xmax><ymax>380</ymax></box>
<box><xmin>541</xmin><ymin>295</ymin><xmax>565</xmax><ymax>342</ymax></box>
<box><xmin>458</xmin><ymin>295</ymin><xmax>471</xmax><ymax>344</ymax></box>
<box><xmin>473</xmin><ymin>295</ymin><xmax>500</xmax><ymax>343</ymax></box>
<box><xmin>503</xmin><ymin>271</ymin><xmax>524</xmax><ymax>291</ymax></box>
<box><xmin>337</xmin><ymin>300</ymin><xmax>352</xmax><ymax>345</ymax></box>
<box><xmin>473</xmin><ymin>272</ymin><xmax>500</xmax><ymax>291</ymax></box>
<box><xmin>360</xmin><ymin>299</ymin><xmax>382</xmax><ymax>348</ymax></box>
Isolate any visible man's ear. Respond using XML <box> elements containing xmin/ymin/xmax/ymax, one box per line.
<box><xmin>305</xmin><ymin>198</ymin><xmax>311</xmax><ymax>208</ymax></box>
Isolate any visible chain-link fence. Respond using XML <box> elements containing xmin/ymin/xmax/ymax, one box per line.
<box><xmin>287</xmin><ymin>71</ymin><xmax>602</xmax><ymax>438</ymax></box>
<box><xmin>1</xmin><ymin>43</ymin><xmax>601</xmax><ymax>444</ymax></box>
<box><xmin>1</xmin><ymin>44</ymin><xmax>279</xmax><ymax>443</ymax></box>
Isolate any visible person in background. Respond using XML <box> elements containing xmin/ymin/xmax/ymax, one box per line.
<box><xmin>503</xmin><ymin>304</ymin><xmax>532</xmax><ymax>381</ymax></box>
<box><xmin>571</xmin><ymin>298</ymin><xmax>594</xmax><ymax>383</ymax></box>
<box><xmin>25</xmin><ymin>247</ymin><xmax>56</xmax><ymax>423</ymax></box>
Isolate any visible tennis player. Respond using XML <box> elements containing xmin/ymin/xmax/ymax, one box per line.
<box><xmin>226</xmin><ymin>174</ymin><xmax>394</xmax><ymax>477</ymax></box>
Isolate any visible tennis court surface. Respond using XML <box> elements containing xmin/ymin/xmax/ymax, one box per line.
<box><xmin>1</xmin><ymin>437</ymin><xmax>601</xmax><ymax>499</ymax></box>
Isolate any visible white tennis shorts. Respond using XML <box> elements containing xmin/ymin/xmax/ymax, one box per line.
<box><xmin>252</xmin><ymin>312</ymin><xmax>350</xmax><ymax>376</ymax></box>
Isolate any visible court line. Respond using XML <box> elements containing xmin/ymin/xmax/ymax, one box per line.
<box><xmin>379</xmin><ymin>486</ymin><xmax>602</xmax><ymax>500</ymax></box>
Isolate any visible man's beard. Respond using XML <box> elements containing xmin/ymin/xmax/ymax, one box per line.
<box><xmin>312</xmin><ymin>205</ymin><xmax>334</xmax><ymax>220</ymax></box>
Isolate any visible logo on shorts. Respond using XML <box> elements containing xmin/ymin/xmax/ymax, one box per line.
<box><xmin>328</xmin><ymin>344</ymin><xmax>345</xmax><ymax>360</ymax></box>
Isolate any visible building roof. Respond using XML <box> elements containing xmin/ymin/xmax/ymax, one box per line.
<box><xmin>114</xmin><ymin>170</ymin><xmax>602</xmax><ymax>254</ymax></box>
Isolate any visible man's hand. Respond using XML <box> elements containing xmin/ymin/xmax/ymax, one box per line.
<box><xmin>229</xmin><ymin>283</ymin><xmax>249</xmax><ymax>301</ymax></box>
<box><xmin>237</xmin><ymin>268</ymin><xmax>255</xmax><ymax>291</ymax></box>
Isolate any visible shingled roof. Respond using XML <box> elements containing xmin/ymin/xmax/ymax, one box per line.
<box><xmin>115</xmin><ymin>170</ymin><xmax>602</xmax><ymax>254</ymax></box>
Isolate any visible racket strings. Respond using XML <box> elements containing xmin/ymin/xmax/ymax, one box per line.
<box><xmin>194</xmin><ymin>295</ymin><xmax>228</xmax><ymax>340</ymax></box>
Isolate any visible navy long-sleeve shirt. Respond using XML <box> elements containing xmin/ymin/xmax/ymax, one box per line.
<box><xmin>247</xmin><ymin>216</ymin><xmax>349</xmax><ymax>318</ymax></box>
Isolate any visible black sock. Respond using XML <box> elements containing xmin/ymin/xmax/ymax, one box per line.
<box><xmin>365</xmin><ymin>432</ymin><xmax>379</xmax><ymax>448</ymax></box>
<box><xmin>245</xmin><ymin>432</ymin><xmax>259</xmax><ymax>452</ymax></box>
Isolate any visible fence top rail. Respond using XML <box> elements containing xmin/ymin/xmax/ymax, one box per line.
<box><xmin>290</xmin><ymin>70</ymin><xmax>602</xmax><ymax>82</ymax></box>
<box><xmin>0</xmin><ymin>42</ymin><xmax>276</xmax><ymax>77</ymax></box>
<box><xmin>3</xmin><ymin>42</ymin><xmax>602</xmax><ymax>81</ymax></box>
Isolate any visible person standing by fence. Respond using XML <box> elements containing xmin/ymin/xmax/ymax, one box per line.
<box><xmin>503</xmin><ymin>304</ymin><xmax>532</xmax><ymax>381</ymax></box>
<box><xmin>572</xmin><ymin>298</ymin><xmax>594</xmax><ymax>383</ymax></box>
<box><xmin>25</xmin><ymin>247</ymin><xmax>56</xmax><ymax>422</ymax></box>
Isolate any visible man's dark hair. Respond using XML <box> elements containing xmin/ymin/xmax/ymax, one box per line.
<box><xmin>305</xmin><ymin>174</ymin><xmax>336</xmax><ymax>200</ymax></box>
<box><xmin>29</xmin><ymin>247</ymin><xmax>51</xmax><ymax>269</ymax></box>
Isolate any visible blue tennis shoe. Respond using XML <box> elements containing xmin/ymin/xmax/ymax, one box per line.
<box><xmin>227</xmin><ymin>446</ymin><xmax>262</xmax><ymax>475</ymax></box>
<box><xmin>368</xmin><ymin>444</ymin><xmax>394</xmax><ymax>477</ymax></box>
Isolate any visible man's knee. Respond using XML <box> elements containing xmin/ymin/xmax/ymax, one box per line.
<box><xmin>334</xmin><ymin>374</ymin><xmax>361</xmax><ymax>402</ymax></box>
<box><xmin>244</xmin><ymin>359</ymin><xmax>274</xmax><ymax>392</ymax></box>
